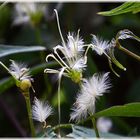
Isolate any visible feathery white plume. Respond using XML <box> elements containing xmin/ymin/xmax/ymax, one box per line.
<box><xmin>9</xmin><ymin>60</ymin><xmax>32</xmax><ymax>81</ymax></box>
<box><xmin>53</xmin><ymin>31</ymin><xmax>86</xmax><ymax>72</ymax></box>
<box><xmin>32</xmin><ymin>97</ymin><xmax>53</xmax><ymax>123</ymax></box>
<box><xmin>65</xmin><ymin>32</ymin><xmax>84</xmax><ymax>58</ymax></box>
<box><xmin>91</xmin><ymin>35</ymin><xmax>110</xmax><ymax>55</ymax></box>
<box><xmin>70</xmin><ymin>72</ymin><xmax>111</xmax><ymax>122</ymax></box>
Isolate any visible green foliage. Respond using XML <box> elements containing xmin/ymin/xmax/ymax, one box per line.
<box><xmin>91</xmin><ymin>103</ymin><xmax>140</xmax><ymax>118</ymax></box>
<box><xmin>0</xmin><ymin>45</ymin><xmax>46</xmax><ymax>58</ymax></box>
<box><xmin>0</xmin><ymin>77</ymin><xmax>14</xmax><ymax>94</ymax></box>
<box><xmin>98</xmin><ymin>2</ymin><xmax>140</xmax><ymax>16</ymax></box>
<box><xmin>38</xmin><ymin>124</ymin><xmax>121</xmax><ymax>138</ymax></box>
<box><xmin>67</xmin><ymin>125</ymin><xmax>121</xmax><ymax>138</ymax></box>
<box><xmin>0</xmin><ymin>4</ymin><xmax>11</xmax><ymax>37</ymax></box>
<box><xmin>0</xmin><ymin>3</ymin><xmax>140</xmax><ymax>137</ymax></box>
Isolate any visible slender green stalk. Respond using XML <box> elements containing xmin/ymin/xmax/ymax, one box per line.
<box><xmin>35</xmin><ymin>27</ymin><xmax>43</xmax><ymax>45</ymax></box>
<box><xmin>91</xmin><ymin>117</ymin><xmax>100</xmax><ymax>138</ymax></box>
<box><xmin>84</xmin><ymin>44</ymin><xmax>91</xmax><ymax>58</ymax></box>
<box><xmin>116</xmin><ymin>41</ymin><xmax>140</xmax><ymax>62</ymax></box>
<box><xmin>118</xmin><ymin>46</ymin><xmax>140</xmax><ymax>62</ymax></box>
<box><xmin>51</xmin><ymin>122</ymin><xmax>100</xmax><ymax>138</ymax></box>
<box><xmin>41</xmin><ymin>123</ymin><xmax>73</xmax><ymax>137</ymax></box>
<box><xmin>108</xmin><ymin>59</ymin><xmax>120</xmax><ymax>77</ymax></box>
<box><xmin>57</xmin><ymin>71</ymin><xmax>63</xmax><ymax>138</ymax></box>
<box><xmin>54</xmin><ymin>9</ymin><xmax>66</xmax><ymax>47</ymax></box>
<box><xmin>24</xmin><ymin>92</ymin><xmax>36</xmax><ymax>137</ymax></box>
<box><xmin>57</xmin><ymin>84</ymin><xmax>61</xmax><ymax>138</ymax></box>
<box><xmin>0</xmin><ymin>61</ymin><xmax>13</xmax><ymax>77</ymax></box>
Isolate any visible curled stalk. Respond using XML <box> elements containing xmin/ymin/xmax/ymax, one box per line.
<box><xmin>115</xmin><ymin>29</ymin><xmax>140</xmax><ymax>62</ymax></box>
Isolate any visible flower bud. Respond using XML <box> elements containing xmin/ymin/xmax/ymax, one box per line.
<box><xmin>19</xmin><ymin>79</ymin><xmax>32</xmax><ymax>92</ymax></box>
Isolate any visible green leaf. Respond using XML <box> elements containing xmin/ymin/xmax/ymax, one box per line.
<box><xmin>0</xmin><ymin>4</ymin><xmax>11</xmax><ymax>37</ymax></box>
<box><xmin>0</xmin><ymin>77</ymin><xmax>14</xmax><ymax>94</ymax></box>
<box><xmin>0</xmin><ymin>44</ymin><xmax>46</xmax><ymax>58</ymax></box>
<box><xmin>98</xmin><ymin>2</ymin><xmax>140</xmax><ymax>16</ymax></box>
<box><xmin>92</xmin><ymin>102</ymin><xmax>140</xmax><ymax>118</ymax></box>
<box><xmin>37</xmin><ymin>124</ymin><xmax>121</xmax><ymax>138</ymax></box>
<box><xmin>67</xmin><ymin>125</ymin><xmax>121</xmax><ymax>138</ymax></box>
<box><xmin>37</xmin><ymin>127</ymin><xmax>57</xmax><ymax>138</ymax></box>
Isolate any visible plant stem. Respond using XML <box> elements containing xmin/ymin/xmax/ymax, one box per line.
<box><xmin>24</xmin><ymin>92</ymin><xmax>36</xmax><ymax>137</ymax></box>
<box><xmin>45</xmin><ymin>123</ymin><xmax>74</xmax><ymax>138</ymax></box>
<box><xmin>35</xmin><ymin>27</ymin><xmax>43</xmax><ymax>45</ymax></box>
<box><xmin>57</xmin><ymin>70</ymin><xmax>63</xmax><ymax>138</ymax></box>
<box><xmin>52</xmin><ymin>122</ymin><xmax>100</xmax><ymax>138</ymax></box>
<box><xmin>116</xmin><ymin>43</ymin><xmax>140</xmax><ymax>62</ymax></box>
<box><xmin>52</xmin><ymin>123</ymin><xmax>73</xmax><ymax>131</ymax></box>
<box><xmin>91</xmin><ymin>117</ymin><xmax>100</xmax><ymax>138</ymax></box>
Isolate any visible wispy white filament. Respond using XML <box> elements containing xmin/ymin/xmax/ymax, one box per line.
<box><xmin>45</xmin><ymin>10</ymin><xmax>87</xmax><ymax>78</ymax></box>
<box><xmin>53</xmin><ymin>31</ymin><xmax>86</xmax><ymax>72</ymax></box>
<box><xmin>32</xmin><ymin>97</ymin><xmax>53</xmax><ymax>123</ymax></box>
<box><xmin>9</xmin><ymin>60</ymin><xmax>32</xmax><ymax>81</ymax></box>
<box><xmin>45</xmin><ymin>32</ymin><xmax>87</xmax><ymax>77</ymax></box>
<box><xmin>65</xmin><ymin>32</ymin><xmax>84</xmax><ymax>58</ymax></box>
<box><xmin>70</xmin><ymin>72</ymin><xmax>111</xmax><ymax>122</ymax></box>
<box><xmin>91</xmin><ymin>35</ymin><xmax>110</xmax><ymax>56</ymax></box>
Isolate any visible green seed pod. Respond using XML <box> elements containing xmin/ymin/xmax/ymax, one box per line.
<box><xmin>19</xmin><ymin>79</ymin><xmax>32</xmax><ymax>92</ymax></box>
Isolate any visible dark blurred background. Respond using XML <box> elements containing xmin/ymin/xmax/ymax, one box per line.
<box><xmin>0</xmin><ymin>2</ymin><xmax>140</xmax><ymax>137</ymax></box>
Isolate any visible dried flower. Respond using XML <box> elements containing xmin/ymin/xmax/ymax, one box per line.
<box><xmin>44</xmin><ymin>10</ymin><xmax>87</xmax><ymax>83</ymax></box>
<box><xmin>116</xmin><ymin>29</ymin><xmax>135</xmax><ymax>40</ymax></box>
<box><xmin>60</xmin><ymin>32</ymin><xmax>85</xmax><ymax>58</ymax></box>
<box><xmin>54</xmin><ymin>31</ymin><xmax>86</xmax><ymax>71</ymax></box>
<box><xmin>97</xmin><ymin>117</ymin><xmax>112</xmax><ymax>133</ymax></box>
<box><xmin>70</xmin><ymin>72</ymin><xmax>111</xmax><ymax>122</ymax></box>
<box><xmin>32</xmin><ymin>97</ymin><xmax>53</xmax><ymax>127</ymax></box>
<box><xmin>91</xmin><ymin>35</ymin><xmax>127</xmax><ymax>77</ymax></box>
<box><xmin>0</xmin><ymin>60</ymin><xmax>34</xmax><ymax>93</ymax></box>
<box><xmin>91</xmin><ymin>35</ymin><xmax>110</xmax><ymax>56</ymax></box>
<box><xmin>45</xmin><ymin>31</ymin><xmax>86</xmax><ymax>83</ymax></box>
<box><xmin>9</xmin><ymin>60</ymin><xmax>32</xmax><ymax>81</ymax></box>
